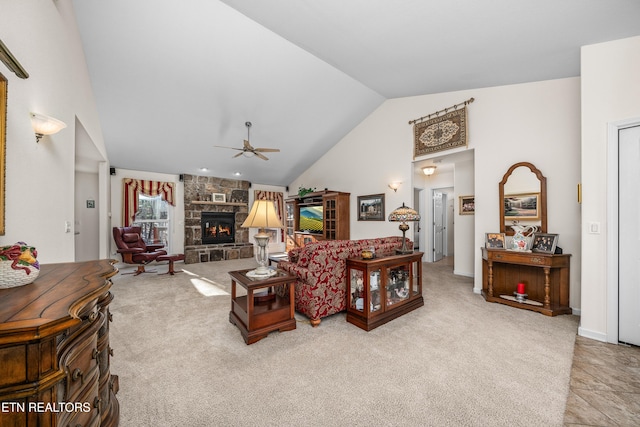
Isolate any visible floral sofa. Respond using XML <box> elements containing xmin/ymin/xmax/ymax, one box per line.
<box><xmin>277</xmin><ymin>236</ymin><xmax>412</xmax><ymax>326</ymax></box>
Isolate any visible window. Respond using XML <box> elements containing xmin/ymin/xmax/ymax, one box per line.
<box><xmin>133</xmin><ymin>194</ymin><xmax>171</xmax><ymax>251</ymax></box>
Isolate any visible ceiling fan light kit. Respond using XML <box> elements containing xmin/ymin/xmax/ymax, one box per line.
<box><xmin>214</xmin><ymin>121</ymin><xmax>280</xmax><ymax>161</ymax></box>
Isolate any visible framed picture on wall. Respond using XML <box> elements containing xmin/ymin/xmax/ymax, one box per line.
<box><xmin>212</xmin><ymin>193</ymin><xmax>226</xmax><ymax>203</ymax></box>
<box><xmin>485</xmin><ymin>233</ymin><xmax>506</xmax><ymax>249</ymax></box>
<box><xmin>357</xmin><ymin>194</ymin><xmax>385</xmax><ymax>221</ymax></box>
<box><xmin>504</xmin><ymin>193</ymin><xmax>540</xmax><ymax>220</ymax></box>
<box><xmin>459</xmin><ymin>195</ymin><xmax>474</xmax><ymax>215</ymax></box>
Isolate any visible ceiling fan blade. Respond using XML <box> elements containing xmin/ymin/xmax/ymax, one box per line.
<box><xmin>255</xmin><ymin>152</ymin><xmax>269</xmax><ymax>161</ymax></box>
<box><xmin>243</xmin><ymin>140</ymin><xmax>253</xmax><ymax>150</ymax></box>
<box><xmin>214</xmin><ymin>145</ymin><xmax>243</xmax><ymax>151</ymax></box>
<box><xmin>233</xmin><ymin>152</ymin><xmax>244</xmax><ymax>158</ymax></box>
<box><xmin>254</xmin><ymin>148</ymin><xmax>280</xmax><ymax>153</ymax></box>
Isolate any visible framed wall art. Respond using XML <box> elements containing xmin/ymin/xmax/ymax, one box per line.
<box><xmin>212</xmin><ymin>193</ymin><xmax>226</xmax><ymax>203</ymax></box>
<box><xmin>504</xmin><ymin>193</ymin><xmax>540</xmax><ymax>221</ymax></box>
<box><xmin>357</xmin><ymin>194</ymin><xmax>385</xmax><ymax>221</ymax></box>
<box><xmin>485</xmin><ymin>233</ymin><xmax>506</xmax><ymax>249</ymax></box>
<box><xmin>531</xmin><ymin>233</ymin><xmax>558</xmax><ymax>254</ymax></box>
<box><xmin>459</xmin><ymin>195</ymin><xmax>474</xmax><ymax>215</ymax></box>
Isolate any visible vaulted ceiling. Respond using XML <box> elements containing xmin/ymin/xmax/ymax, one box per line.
<box><xmin>72</xmin><ymin>0</ymin><xmax>640</xmax><ymax>185</ymax></box>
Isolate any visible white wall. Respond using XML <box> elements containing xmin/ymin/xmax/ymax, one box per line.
<box><xmin>109</xmin><ymin>168</ymin><xmax>184</xmax><ymax>257</ymax></box>
<box><xmin>580</xmin><ymin>35</ymin><xmax>640</xmax><ymax>341</ymax></box>
<box><xmin>290</xmin><ymin>77</ymin><xmax>582</xmax><ymax>309</ymax></box>
<box><xmin>0</xmin><ymin>0</ymin><xmax>108</xmax><ymax>263</ymax></box>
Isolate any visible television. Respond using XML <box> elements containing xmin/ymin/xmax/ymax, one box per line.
<box><xmin>299</xmin><ymin>205</ymin><xmax>323</xmax><ymax>233</ymax></box>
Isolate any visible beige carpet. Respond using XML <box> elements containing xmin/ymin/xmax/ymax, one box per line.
<box><xmin>109</xmin><ymin>257</ymin><xmax>579</xmax><ymax>427</ymax></box>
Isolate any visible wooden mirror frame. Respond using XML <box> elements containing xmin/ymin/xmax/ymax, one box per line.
<box><xmin>499</xmin><ymin>161</ymin><xmax>547</xmax><ymax>235</ymax></box>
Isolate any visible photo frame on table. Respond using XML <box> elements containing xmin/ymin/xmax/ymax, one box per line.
<box><xmin>504</xmin><ymin>192</ymin><xmax>540</xmax><ymax>221</ymax></box>
<box><xmin>485</xmin><ymin>233</ymin><xmax>506</xmax><ymax>249</ymax></box>
<box><xmin>212</xmin><ymin>193</ymin><xmax>226</xmax><ymax>203</ymax></box>
<box><xmin>459</xmin><ymin>195</ymin><xmax>474</xmax><ymax>215</ymax></box>
<box><xmin>357</xmin><ymin>194</ymin><xmax>385</xmax><ymax>221</ymax></box>
<box><xmin>531</xmin><ymin>233</ymin><xmax>558</xmax><ymax>254</ymax></box>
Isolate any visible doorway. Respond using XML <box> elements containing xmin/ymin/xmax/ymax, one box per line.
<box><xmin>607</xmin><ymin>118</ymin><xmax>640</xmax><ymax>346</ymax></box>
<box><xmin>618</xmin><ymin>124</ymin><xmax>640</xmax><ymax>346</ymax></box>
<box><xmin>74</xmin><ymin>119</ymin><xmax>106</xmax><ymax>262</ymax></box>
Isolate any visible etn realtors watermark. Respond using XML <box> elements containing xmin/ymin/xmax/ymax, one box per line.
<box><xmin>1</xmin><ymin>401</ymin><xmax>91</xmax><ymax>413</ymax></box>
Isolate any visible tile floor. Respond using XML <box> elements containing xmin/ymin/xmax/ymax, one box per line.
<box><xmin>564</xmin><ymin>335</ymin><xmax>640</xmax><ymax>426</ymax></box>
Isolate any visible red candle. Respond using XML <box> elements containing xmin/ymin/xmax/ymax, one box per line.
<box><xmin>517</xmin><ymin>283</ymin><xmax>525</xmax><ymax>294</ymax></box>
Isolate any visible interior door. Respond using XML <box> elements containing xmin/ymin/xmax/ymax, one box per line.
<box><xmin>619</xmin><ymin>124</ymin><xmax>640</xmax><ymax>346</ymax></box>
<box><xmin>433</xmin><ymin>191</ymin><xmax>444</xmax><ymax>262</ymax></box>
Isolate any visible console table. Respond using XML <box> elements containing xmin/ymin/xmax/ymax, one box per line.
<box><xmin>0</xmin><ymin>260</ymin><xmax>120</xmax><ymax>427</ymax></box>
<box><xmin>481</xmin><ymin>247</ymin><xmax>571</xmax><ymax>316</ymax></box>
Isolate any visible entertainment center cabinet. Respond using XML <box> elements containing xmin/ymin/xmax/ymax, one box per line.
<box><xmin>285</xmin><ymin>190</ymin><xmax>350</xmax><ymax>251</ymax></box>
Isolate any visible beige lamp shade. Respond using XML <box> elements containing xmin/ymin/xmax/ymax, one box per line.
<box><xmin>241</xmin><ymin>200</ymin><xmax>283</xmax><ymax>229</ymax></box>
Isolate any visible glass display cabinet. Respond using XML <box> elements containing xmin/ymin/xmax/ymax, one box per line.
<box><xmin>346</xmin><ymin>252</ymin><xmax>424</xmax><ymax>331</ymax></box>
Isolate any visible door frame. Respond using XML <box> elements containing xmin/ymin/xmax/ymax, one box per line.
<box><xmin>606</xmin><ymin>117</ymin><xmax>640</xmax><ymax>344</ymax></box>
<box><xmin>432</xmin><ymin>190</ymin><xmax>446</xmax><ymax>262</ymax></box>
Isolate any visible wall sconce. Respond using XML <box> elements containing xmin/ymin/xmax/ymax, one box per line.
<box><xmin>388</xmin><ymin>181</ymin><xmax>401</xmax><ymax>192</ymax></box>
<box><xmin>422</xmin><ymin>166</ymin><xmax>437</xmax><ymax>176</ymax></box>
<box><xmin>30</xmin><ymin>112</ymin><xmax>67</xmax><ymax>143</ymax></box>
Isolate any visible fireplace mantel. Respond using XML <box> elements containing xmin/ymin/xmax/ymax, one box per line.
<box><xmin>192</xmin><ymin>201</ymin><xmax>248</xmax><ymax>207</ymax></box>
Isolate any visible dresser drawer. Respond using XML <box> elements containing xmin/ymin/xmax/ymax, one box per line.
<box><xmin>58</xmin><ymin>371</ymin><xmax>101</xmax><ymax>427</ymax></box>
<box><xmin>60</xmin><ymin>314</ymin><xmax>102</xmax><ymax>401</ymax></box>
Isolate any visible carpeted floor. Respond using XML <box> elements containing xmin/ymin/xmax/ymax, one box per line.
<box><xmin>109</xmin><ymin>257</ymin><xmax>579</xmax><ymax>427</ymax></box>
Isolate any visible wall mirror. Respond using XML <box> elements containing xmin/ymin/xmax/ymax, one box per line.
<box><xmin>499</xmin><ymin>162</ymin><xmax>547</xmax><ymax>235</ymax></box>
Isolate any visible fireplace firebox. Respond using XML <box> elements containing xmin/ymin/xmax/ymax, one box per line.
<box><xmin>202</xmin><ymin>212</ymin><xmax>235</xmax><ymax>244</ymax></box>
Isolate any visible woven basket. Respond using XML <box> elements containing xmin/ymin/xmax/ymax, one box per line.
<box><xmin>0</xmin><ymin>244</ymin><xmax>40</xmax><ymax>289</ymax></box>
<box><xmin>0</xmin><ymin>260</ymin><xmax>39</xmax><ymax>288</ymax></box>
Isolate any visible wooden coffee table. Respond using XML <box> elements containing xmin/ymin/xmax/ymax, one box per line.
<box><xmin>228</xmin><ymin>268</ymin><xmax>296</xmax><ymax>344</ymax></box>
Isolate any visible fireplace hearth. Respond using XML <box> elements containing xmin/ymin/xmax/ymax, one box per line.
<box><xmin>202</xmin><ymin>212</ymin><xmax>235</xmax><ymax>244</ymax></box>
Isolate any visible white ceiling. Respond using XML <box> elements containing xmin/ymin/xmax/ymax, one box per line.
<box><xmin>71</xmin><ymin>0</ymin><xmax>640</xmax><ymax>185</ymax></box>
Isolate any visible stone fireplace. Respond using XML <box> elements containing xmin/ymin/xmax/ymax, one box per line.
<box><xmin>183</xmin><ymin>174</ymin><xmax>254</xmax><ymax>264</ymax></box>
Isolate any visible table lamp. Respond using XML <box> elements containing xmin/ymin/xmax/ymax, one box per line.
<box><xmin>241</xmin><ymin>200</ymin><xmax>283</xmax><ymax>277</ymax></box>
<box><xmin>388</xmin><ymin>203</ymin><xmax>420</xmax><ymax>254</ymax></box>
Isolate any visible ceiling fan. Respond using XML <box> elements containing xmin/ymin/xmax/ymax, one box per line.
<box><xmin>215</xmin><ymin>122</ymin><xmax>280</xmax><ymax>160</ymax></box>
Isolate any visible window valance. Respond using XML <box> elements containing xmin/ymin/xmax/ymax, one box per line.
<box><xmin>122</xmin><ymin>178</ymin><xmax>176</xmax><ymax>226</ymax></box>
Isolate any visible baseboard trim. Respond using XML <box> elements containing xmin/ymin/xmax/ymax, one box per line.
<box><xmin>578</xmin><ymin>326</ymin><xmax>607</xmax><ymax>342</ymax></box>
<box><xmin>453</xmin><ymin>270</ymin><xmax>474</xmax><ymax>278</ymax></box>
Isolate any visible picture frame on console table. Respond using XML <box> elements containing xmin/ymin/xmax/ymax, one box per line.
<box><xmin>485</xmin><ymin>233</ymin><xmax>506</xmax><ymax>249</ymax></box>
<box><xmin>357</xmin><ymin>194</ymin><xmax>385</xmax><ymax>221</ymax></box>
<box><xmin>531</xmin><ymin>233</ymin><xmax>558</xmax><ymax>254</ymax></box>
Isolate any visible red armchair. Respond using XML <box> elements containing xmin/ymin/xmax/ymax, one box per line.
<box><xmin>112</xmin><ymin>226</ymin><xmax>167</xmax><ymax>275</ymax></box>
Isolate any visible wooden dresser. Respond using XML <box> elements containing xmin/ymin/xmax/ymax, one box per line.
<box><xmin>0</xmin><ymin>260</ymin><xmax>120</xmax><ymax>427</ymax></box>
<box><xmin>481</xmin><ymin>247</ymin><xmax>571</xmax><ymax>316</ymax></box>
